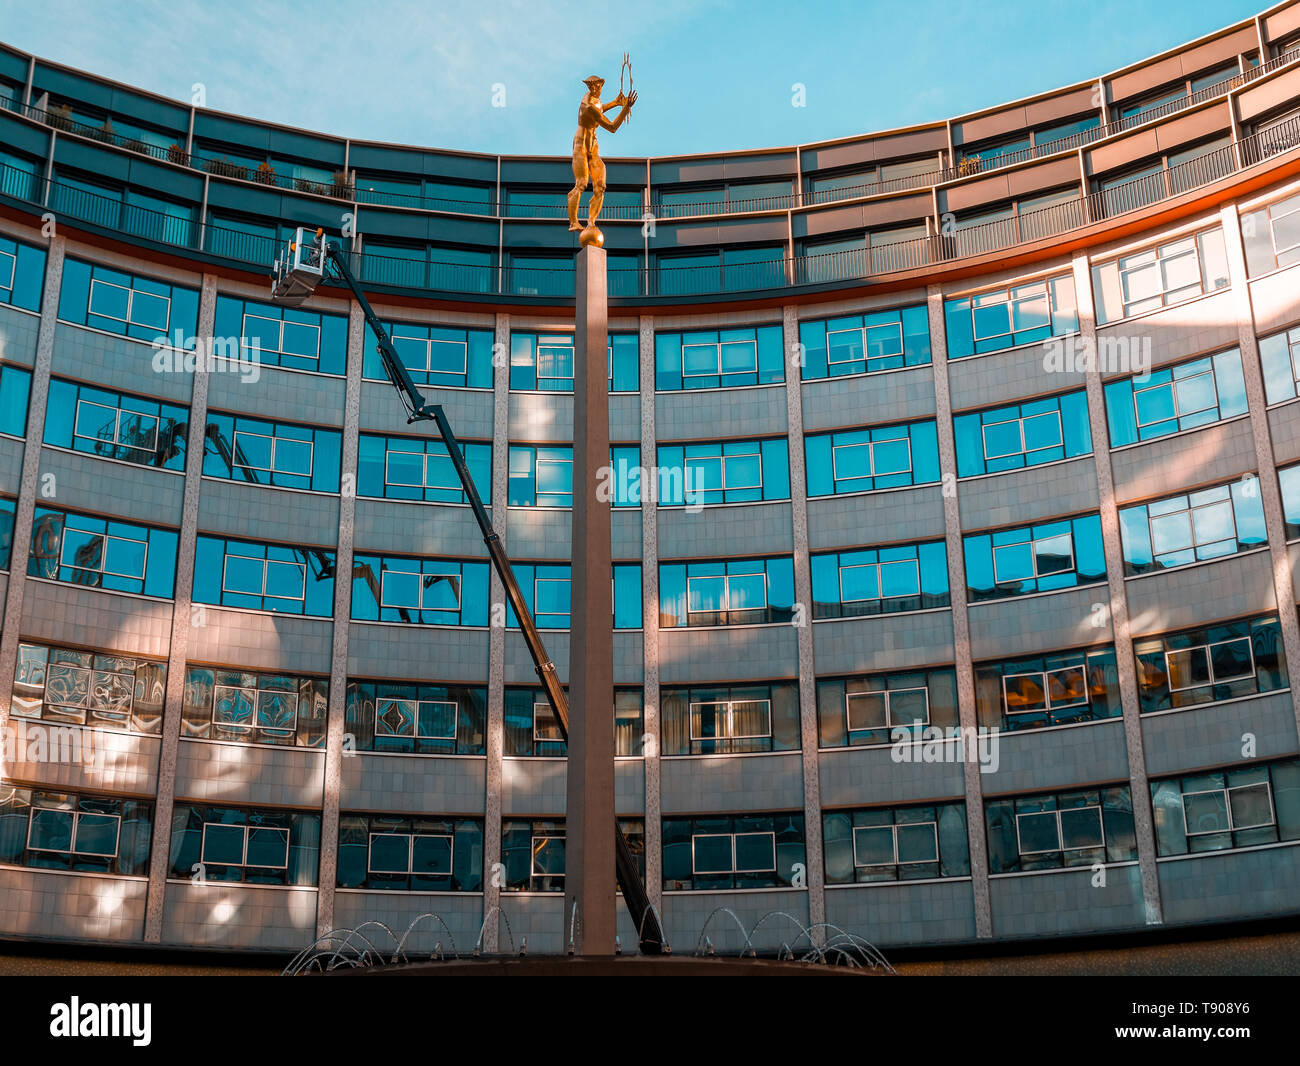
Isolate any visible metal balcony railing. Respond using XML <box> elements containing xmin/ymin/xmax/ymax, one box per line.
<box><xmin>7</xmin><ymin>42</ymin><xmax>1299</xmax><ymax>224</ymax></box>
<box><xmin>1</xmin><ymin>110</ymin><xmax>1297</xmax><ymax>299</ymax></box>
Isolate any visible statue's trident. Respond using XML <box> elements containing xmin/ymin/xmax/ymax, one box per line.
<box><xmin>619</xmin><ymin>53</ymin><xmax>633</xmax><ymax>122</ymax></box>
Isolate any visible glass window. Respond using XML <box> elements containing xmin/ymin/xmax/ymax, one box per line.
<box><xmin>0</xmin><ymin>234</ymin><xmax>47</xmax><ymax>312</ymax></box>
<box><xmin>12</xmin><ymin>641</ymin><xmax>166</xmax><ymax>736</ymax></box>
<box><xmin>0</xmin><ymin>788</ymin><xmax>152</xmax><ymax>875</ymax></box>
<box><xmin>944</xmin><ymin>273</ymin><xmax>1078</xmax><ymax>359</ymax></box>
<box><xmin>357</xmin><ymin>434</ymin><xmax>490</xmax><ymax>504</ymax></box>
<box><xmin>1277</xmin><ymin>461</ymin><xmax>1300</xmax><ymax>538</ymax></box>
<box><xmin>798</xmin><ymin>305</ymin><xmax>930</xmax><ymax>381</ymax></box>
<box><xmin>986</xmin><ymin>787</ymin><xmax>1136</xmax><ymax>873</ymax></box>
<box><xmin>1105</xmin><ymin>348</ymin><xmax>1247</xmax><ymax>445</ymax></box>
<box><xmin>214</xmin><ymin>295</ymin><xmax>347</xmax><ymax>376</ymax></box>
<box><xmin>963</xmin><ymin>514</ymin><xmax>1105</xmax><ymax>601</ymax></box>
<box><xmin>345</xmin><ymin>679</ymin><xmax>487</xmax><ymax>756</ymax></box>
<box><xmin>655</xmin><ymin>326</ymin><xmax>784</xmax><ymax>391</ymax></box>
<box><xmin>502</xmin><ymin>686</ymin><xmax>644</xmax><ymax>757</ymax></box>
<box><xmin>661</xmin><ymin>681</ymin><xmax>799</xmax><ymax>755</ymax></box>
<box><xmin>510</xmin><ymin>332</ymin><xmax>639</xmax><ymax>392</ymax></box>
<box><xmin>1241</xmin><ymin>190</ymin><xmax>1300</xmax><ymax>275</ymax></box>
<box><xmin>509</xmin><ymin>445</ymin><xmax>573</xmax><ymax>507</ymax></box>
<box><xmin>338</xmin><ymin>814</ymin><xmax>483</xmax><ymax>891</ymax></box>
<box><xmin>203</xmin><ymin>411</ymin><xmax>340</xmax><ymax>492</ymax></box>
<box><xmin>1151</xmin><ymin>758</ymin><xmax>1300</xmax><ymax>856</ymax></box>
<box><xmin>1258</xmin><ymin>326</ymin><xmax>1300</xmax><ymax>405</ymax></box>
<box><xmin>804</xmin><ymin>420</ymin><xmax>940</xmax><ymax>496</ymax></box>
<box><xmin>44</xmin><ymin>378</ymin><xmax>185</xmax><ymax>470</ymax></box>
<box><xmin>1092</xmin><ymin>228</ymin><xmax>1230</xmax><ymax>324</ymax></box>
<box><xmin>954</xmin><ymin>390</ymin><xmax>1091</xmax><ymax>476</ymax></box>
<box><xmin>824</xmin><ymin>802</ymin><xmax>969</xmax><ymax>883</ymax></box>
<box><xmin>351</xmin><ymin>553</ymin><xmax>489</xmax><ymax>626</ymax></box>
<box><xmin>182</xmin><ymin>667</ymin><xmax>327</xmax><ymax>748</ymax></box>
<box><xmin>1119</xmin><ymin>478</ymin><xmax>1266</xmax><ymax>574</ymax></box>
<box><xmin>658</xmin><ymin>556</ymin><xmax>795</xmax><ymax>627</ymax></box>
<box><xmin>974</xmin><ymin>645</ymin><xmax>1121</xmax><ymax>732</ymax></box>
<box><xmin>663</xmin><ymin>813</ymin><xmax>804</xmax><ymax>890</ymax></box>
<box><xmin>59</xmin><ymin>258</ymin><xmax>198</xmax><ymax>342</ymax></box>
<box><xmin>655</xmin><ymin>438</ymin><xmax>789</xmax><ymax>505</ymax></box>
<box><xmin>1134</xmin><ymin>615</ymin><xmax>1287</xmax><ymax>713</ymax></box>
<box><xmin>28</xmin><ymin>507</ymin><xmax>177</xmax><ymax>598</ymax></box>
<box><xmin>363</xmin><ymin>320</ymin><xmax>494</xmax><ymax>389</ymax></box>
<box><xmin>817</xmin><ymin>668</ymin><xmax>959</xmax><ymax>748</ymax></box>
<box><xmin>810</xmin><ymin>542</ymin><xmax>949</xmax><ymax>618</ymax></box>
<box><xmin>0</xmin><ymin>363</ymin><xmax>32</xmax><ymax>439</ymax></box>
<box><xmin>194</xmin><ymin>535</ymin><xmax>334</xmax><ymax>616</ymax></box>
<box><xmin>169</xmin><ymin>804</ymin><xmax>319</xmax><ymax>886</ymax></box>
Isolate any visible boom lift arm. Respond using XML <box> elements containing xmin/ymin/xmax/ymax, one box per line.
<box><xmin>272</xmin><ymin>229</ymin><xmax>663</xmax><ymax>954</ymax></box>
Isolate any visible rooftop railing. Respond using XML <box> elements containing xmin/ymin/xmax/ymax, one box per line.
<box><xmin>2</xmin><ymin>110</ymin><xmax>1296</xmax><ymax>300</ymax></box>
<box><xmin>7</xmin><ymin>43</ymin><xmax>1295</xmax><ymax>225</ymax></box>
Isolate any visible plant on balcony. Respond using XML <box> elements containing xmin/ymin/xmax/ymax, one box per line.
<box><xmin>122</xmin><ymin>137</ymin><xmax>150</xmax><ymax>156</ymax></box>
<box><xmin>206</xmin><ymin>156</ymin><xmax>250</xmax><ymax>181</ymax></box>
<box><xmin>46</xmin><ymin>103</ymin><xmax>75</xmax><ymax>132</ymax></box>
<box><xmin>89</xmin><ymin>120</ymin><xmax>115</xmax><ymax>144</ymax></box>
<box><xmin>956</xmin><ymin>155</ymin><xmax>982</xmax><ymax>177</ymax></box>
<box><xmin>254</xmin><ymin>161</ymin><xmax>277</xmax><ymax>185</ymax></box>
<box><xmin>293</xmin><ymin>176</ymin><xmax>329</xmax><ymax>196</ymax></box>
<box><xmin>330</xmin><ymin>170</ymin><xmax>353</xmax><ymax>199</ymax></box>
<box><xmin>166</xmin><ymin>143</ymin><xmax>189</xmax><ymax>167</ymax></box>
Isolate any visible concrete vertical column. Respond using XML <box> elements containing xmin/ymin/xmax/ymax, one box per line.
<box><xmin>481</xmin><ymin>311</ymin><xmax>510</xmax><ymax>952</ymax></box>
<box><xmin>1070</xmin><ymin>253</ymin><xmax>1163</xmax><ymax>926</ymax></box>
<box><xmin>1219</xmin><ymin>203</ymin><xmax>1300</xmax><ymax>738</ymax></box>
<box><xmin>0</xmin><ymin>234</ymin><xmax>63</xmax><ymax>735</ymax></box>
<box><xmin>314</xmin><ymin>301</ymin><xmax>364</xmax><ymax>938</ymax></box>
<box><xmin>566</xmin><ymin>246</ymin><xmax>616</xmax><ymax>955</ymax></box>
<box><xmin>927</xmin><ymin>284</ymin><xmax>993</xmax><ymax>939</ymax></box>
<box><xmin>144</xmin><ymin>273</ymin><xmax>217</xmax><ymax>942</ymax></box>
<box><xmin>780</xmin><ymin>305</ymin><xmax>825</xmax><ymax>938</ymax></box>
<box><xmin>638</xmin><ymin>314</ymin><xmax>664</xmax><ymax>933</ymax></box>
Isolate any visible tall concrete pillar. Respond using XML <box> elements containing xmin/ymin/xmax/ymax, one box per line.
<box><xmin>565</xmin><ymin>246</ymin><xmax>617</xmax><ymax>953</ymax></box>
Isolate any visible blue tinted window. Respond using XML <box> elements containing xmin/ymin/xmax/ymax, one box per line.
<box><xmin>810</xmin><ymin>542</ymin><xmax>949</xmax><ymax>618</ymax></box>
<box><xmin>655</xmin><ymin>325</ymin><xmax>784</xmax><ymax>391</ymax></box>
<box><xmin>944</xmin><ymin>274</ymin><xmax>1078</xmax><ymax>359</ymax></box>
<box><xmin>509</xmin><ymin>445</ymin><xmax>573</xmax><ymax>507</ymax></box>
<box><xmin>363</xmin><ymin>320</ymin><xmax>494</xmax><ymax>388</ymax></box>
<box><xmin>659</xmin><ymin>556</ymin><xmax>795</xmax><ymax>627</ymax></box>
<box><xmin>357</xmin><ymin>434</ymin><xmax>490</xmax><ymax>504</ymax></box>
<box><xmin>29</xmin><ymin>507</ymin><xmax>177</xmax><ymax>597</ymax></box>
<box><xmin>0</xmin><ymin>234</ymin><xmax>47</xmax><ymax>311</ymax></box>
<box><xmin>345</xmin><ymin>680</ymin><xmax>488</xmax><ymax>756</ymax></box>
<box><xmin>214</xmin><ymin>295</ymin><xmax>346</xmax><ymax>375</ymax></box>
<box><xmin>799</xmin><ymin>305</ymin><xmax>930</xmax><ymax>381</ymax></box>
<box><xmin>351</xmin><ymin>553</ymin><xmax>489</xmax><ymax>626</ymax></box>
<box><xmin>1135</xmin><ymin>614</ymin><xmax>1286</xmax><ymax>714</ymax></box>
<box><xmin>655</xmin><ymin>438</ymin><xmax>789</xmax><ymax>505</ymax></box>
<box><xmin>0</xmin><ymin>787</ymin><xmax>152</xmax><ymax>876</ymax></box>
<box><xmin>337</xmin><ymin>813</ymin><xmax>483</xmax><ymax>892</ymax></box>
<box><xmin>1118</xmin><ymin>478</ymin><xmax>1266</xmax><ymax>575</ymax></box>
<box><xmin>954</xmin><ymin>390</ymin><xmax>1091</xmax><ymax>476</ymax></box>
<box><xmin>45</xmin><ymin>378</ymin><xmax>186</xmax><ymax>470</ymax></box>
<box><xmin>0</xmin><ymin>364</ymin><xmax>32</xmax><ymax>437</ymax></box>
<box><xmin>1105</xmin><ymin>349</ymin><xmax>1247</xmax><ymax>446</ymax></box>
<box><xmin>963</xmin><ymin>514</ymin><xmax>1105</xmax><ymax>601</ymax></box>
<box><xmin>204</xmin><ymin>411</ymin><xmax>341</xmax><ymax>492</ymax></box>
<box><xmin>168</xmin><ymin>804</ymin><xmax>319</xmax><ymax>886</ymax></box>
<box><xmin>504</xmin><ymin>564</ymin><xmax>571</xmax><ymax>629</ymax></box>
<box><xmin>1259</xmin><ymin>327</ymin><xmax>1300</xmax><ymax>406</ymax></box>
<box><xmin>509</xmin><ymin>332</ymin><xmax>639</xmax><ymax>393</ymax></box>
<box><xmin>608</xmin><ymin>445</ymin><xmax>641</xmax><ymax>508</ymax></box>
<box><xmin>0</xmin><ymin>496</ymin><xmax>14</xmax><ymax>569</ymax></box>
<box><xmin>59</xmin><ymin>258</ymin><xmax>198</xmax><ymax>342</ymax></box>
<box><xmin>1279</xmin><ymin>462</ymin><xmax>1300</xmax><ymax>538</ymax></box>
<box><xmin>662</xmin><ymin>812</ymin><xmax>804</xmax><ymax>890</ymax></box>
<box><xmin>817</xmin><ymin>668</ymin><xmax>960</xmax><ymax>749</ymax></box>
<box><xmin>613</xmin><ymin>563</ymin><xmax>642</xmax><ymax>630</ymax></box>
<box><xmin>823</xmin><ymin>801</ymin><xmax>969</xmax><ymax>884</ymax></box>
<box><xmin>805</xmin><ymin>420</ymin><xmax>939</xmax><ymax>496</ymax></box>
<box><xmin>194</xmin><ymin>535</ymin><xmax>335</xmax><ymax>616</ymax></box>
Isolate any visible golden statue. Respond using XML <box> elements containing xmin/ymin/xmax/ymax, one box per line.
<box><xmin>568</xmin><ymin>57</ymin><xmax>637</xmax><ymax>248</ymax></box>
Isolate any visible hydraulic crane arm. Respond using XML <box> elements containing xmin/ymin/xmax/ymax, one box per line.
<box><xmin>275</xmin><ymin>230</ymin><xmax>663</xmax><ymax>954</ymax></box>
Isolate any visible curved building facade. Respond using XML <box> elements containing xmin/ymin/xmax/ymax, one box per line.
<box><xmin>1</xmin><ymin>4</ymin><xmax>1300</xmax><ymax>956</ymax></box>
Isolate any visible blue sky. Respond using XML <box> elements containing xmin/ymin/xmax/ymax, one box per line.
<box><xmin>2</xmin><ymin>0</ymin><xmax>1267</xmax><ymax>156</ymax></box>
